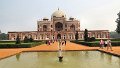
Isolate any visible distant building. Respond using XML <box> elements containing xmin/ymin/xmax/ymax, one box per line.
<box><xmin>0</xmin><ymin>30</ymin><xmax>1</xmax><ymax>34</ymax></box>
<box><xmin>8</xmin><ymin>9</ymin><xmax>109</xmax><ymax>40</ymax></box>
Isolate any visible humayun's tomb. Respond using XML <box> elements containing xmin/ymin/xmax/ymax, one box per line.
<box><xmin>8</xmin><ymin>9</ymin><xmax>109</xmax><ymax>40</ymax></box>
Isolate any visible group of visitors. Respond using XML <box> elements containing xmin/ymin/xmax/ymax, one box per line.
<box><xmin>99</xmin><ymin>39</ymin><xmax>113</xmax><ymax>51</ymax></box>
<box><xmin>46</xmin><ymin>39</ymin><xmax>55</xmax><ymax>45</ymax></box>
<box><xmin>45</xmin><ymin>38</ymin><xmax>67</xmax><ymax>46</ymax></box>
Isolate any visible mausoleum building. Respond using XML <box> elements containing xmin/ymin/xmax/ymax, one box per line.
<box><xmin>8</xmin><ymin>9</ymin><xmax>109</xmax><ymax>40</ymax></box>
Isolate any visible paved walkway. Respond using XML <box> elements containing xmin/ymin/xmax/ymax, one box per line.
<box><xmin>0</xmin><ymin>41</ymin><xmax>120</xmax><ymax>60</ymax></box>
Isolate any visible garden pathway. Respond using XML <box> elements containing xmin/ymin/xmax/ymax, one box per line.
<box><xmin>0</xmin><ymin>41</ymin><xmax>120</xmax><ymax>60</ymax></box>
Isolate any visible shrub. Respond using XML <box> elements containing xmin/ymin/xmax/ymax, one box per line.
<box><xmin>84</xmin><ymin>29</ymin><xmax>88</xmax><ymax>41</ymax></box>
<box><xmin>90</xmin><ymin>37</ymin><xmax>96</xmax><ymax>41</ymax></box>
<box><xmin>111</xmin><ymin>41</ymin><xmax>120</xmax><ymax>46</ymax></box>
<box><xmin>16</xmin><ymin>35</ymin><xmax>21</xmax><ymax>44</ymax></box>
<box><xmin>71</xmin><ymin>40</ymin><xmax>120</xmax><ymax>47</ymax></box>
<box><xmin>0</xmin><ymin>41</ymin><xmax>44</xmax><ymax>48</ymax></box>
<box><xmin>24</xmin><ymin>36</ymin><xmax>29</xmax><ymax>43</ymax></box>
<box><xmin>0</xmin><ymin>41</ymin><xmax>15</xmax><ymax>43</ymax></box>
<box><xmin>29</xmin><ymin>37</ymin><xmax>33</xmax><ymax>42</ymax></box>
<box><xmin>87</xmin><ymin>37</ymin><xmax>96</xmax><ymax>42</ymax></box>
<box><xmin>75</xmin><ymin>31</ymin><xmax>79</xmax><ymax>41</ymax></box>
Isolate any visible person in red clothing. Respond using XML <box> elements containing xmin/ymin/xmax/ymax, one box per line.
<box><xmin>48</xmin><ymin>40</ymin><xmax>51</xmax><ymax>45</ymax></box>
<box><xmin>99</xmin><ymin>39</ymin><xmax>104</xmax><ymax>49</ymax></box>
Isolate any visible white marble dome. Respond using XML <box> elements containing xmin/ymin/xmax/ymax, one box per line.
<box><xmin>52</xmin><ymin>9</ymin><xmax>66</xmax><ymax>17</ymax></box>
<box><xmin>43</xmin><ymin>17</ymin><xmax>48</xmax><ymax>20</ymax></box>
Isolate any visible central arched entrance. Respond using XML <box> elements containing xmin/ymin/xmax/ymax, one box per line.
<box><xmin>57</xmin><ymin>34</ymin><xmax>61</xmax><ymax>39</ymax></box>
<box><xmin>43</xmin><ymin>25</ymin><xmax>47</xmax><ymax>31</ymax></box>
<box><xmin>55</xmin><ymin>22</ymin><xmax>63</xmax><ymax>31</ymax></box>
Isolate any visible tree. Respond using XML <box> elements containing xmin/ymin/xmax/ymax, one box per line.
<box><xmin>0</xmin><ymin>33</ymin><xmax>8</xmax><ymax>40</ymax></box>
<box><xmin>75</xmin><ymin>31</ymin><xmax>79</xmax><ymax>41</ymax></box>
<box><xmin>84</xmin><ymin>29</ymin><xmax>88</xmax><ymax>41</ymax></box>
<box><xmin>16</xmin><ymin>35</ymin><xmax>21</xmax><ymax>44</ymax></box>
<box><xmin>23</xmin><ymin>36</ymin><xmax>29</xmax><ymax>43</ymax></box>
<box><xmin>116</xmin><ymin>12</ymin><xmax>120</xmax><ymax>33</ymax></box>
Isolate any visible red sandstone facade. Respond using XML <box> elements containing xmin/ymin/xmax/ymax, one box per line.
<box><xmin>8</xmin><ymin>9</ymin><xmax>109</xmax><ymax>40</ymax></box>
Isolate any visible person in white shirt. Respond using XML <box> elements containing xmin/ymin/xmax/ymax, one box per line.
<box><xmin>104</xmin><ymin>40</ymin><xmax>107</xmax><ymax>48</ymax></box>
<box><xmin>107</xmin><ymin>39</ymin><xmax>113</xmax><ymax>51</ymax></box>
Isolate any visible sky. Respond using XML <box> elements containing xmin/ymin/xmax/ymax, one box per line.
<box><xmin>0</xmin><ymin>0</ymin><xmax>120</xmax><ymax>33</ymax></box>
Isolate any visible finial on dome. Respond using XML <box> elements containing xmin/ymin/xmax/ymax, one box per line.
<box><xmin>58</xmin><ymin>8</ymin><xmax>59</xmax><ymax>10</ymax></box>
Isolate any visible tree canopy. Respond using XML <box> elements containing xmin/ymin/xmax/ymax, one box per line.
<box><xmin>16</xmin><ymin>35</ymin><xmax>21</xmax><ymax>44</ymax></box>
<box><xmin>23</xmin><ymin>36</ymin><xmax>34</xmax><ymax>43</ymax></box>
<box><xmin>116</xmin><ymin>12</ymin><xmax>120</xmax><ymax>34</ymax></box>
<box><xmin>75</xmin><ymin>31</ymin><xmax>79</xmax><ymax>41</ymax></box>
<box><xmin>0</xmin><ymin>33</ymin><xmax>8</xmax><ymax>40</ymax></box>
<box><xmin>84</xmin><ymin>29</ymin><xmax>88</xmax><ymax>41</ymax></box>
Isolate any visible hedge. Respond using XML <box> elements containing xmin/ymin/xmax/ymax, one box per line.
<box><xmin>71</xmin><ymin>41</ymin><xmax>120</xmax><ymax>47</ymax></box>
<box><xmin>0</xmin><ymin>40</ymin><xmax>44</xmax><ymax>43</ymax></box>
<box><xmin>0</xmin><ymin>42</ymin><xmax>44</xmax><ymax>48</ymax></box>
<box><xmin>0</xmin><ymin>41</ymin><xmax>15</xmax><ymax>43</ymax></box>
<box><xmin>88</xmin><ymin>38</ymin><xmax>120</xmax><ymax>41</ymax></box>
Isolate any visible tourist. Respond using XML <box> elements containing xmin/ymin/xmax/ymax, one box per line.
<box><xmin>52</xmin><ymin>39</ymin><xmax>54</xmax><ymax>43</ymax></box>
<box><xmin>45</xmin><ymin>40</ymin><xmax>48</xmax><ymax>44</ymax></box>
<box><xmin>62</xmin><ymin>41</ymin><xmax>64</xmax><ymax>45</ymax></box>
<box><xmin>45</xmin><ymin>37</ymin><xmax>49</xmax><ymax>45</ymax></box>
<box><xmin>50</xmin><ymin>40</ymin><xmax>52</xmax><ymax>43</ymax></box>
<box><xmin>104</xmin><ymin>40</ymin><xmax>107</xmax><ymax>48</ymax></box>
<box><xmin>99</xmin><ymin>39</ymin><xmax>104</xmax><ymax>49</ymax></box>
<box><xmin>48</xmin><ymin>40</ymin><xmax>51</xmax><ymax>45</ymax></box>
<box><xmin>64</xmin><ymin>40</ymin><xmax>66</xmax><ymax>45</ymax></box>
<box><xmin>107</xmin><ymin>39</ymin><xmax>113</xmax><ymax>51</ymax></box>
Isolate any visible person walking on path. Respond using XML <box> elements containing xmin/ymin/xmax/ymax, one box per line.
<box><xmin>48</xmin><ymin>40</ymin><xmax>51</xmax><ymax>45</ymax></box>
<box><xmin>107</xmin><ymin>39</ymin><xmax>113</xmax><ymax>51</ymax></box>
<box><xmin>64</xmin><ymin>40</ymin><xmax>66</xmax><ymax>46</ymax></box>
<box><xmin>99</xmin><ymin>39</ymin><xmax>104</xmax><ymax>49</ymax></box>
<box><xmin>62</xmin><ymin>41</ymin><xmax>64</xmax><ymax>45</ymax></box>
<box><xmin>46</xmin><ymin>40</ymin><xmax>48</xmax><ymax>44</ymax></box>
<box><xmin>104</xmin><ymin>40</ymin><xmax>107</xmax><ymax>48</ymax></box>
